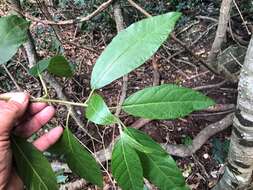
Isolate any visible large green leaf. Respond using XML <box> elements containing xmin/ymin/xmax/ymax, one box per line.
<box><xmin>91</xmin><ymin>12</ymin><xmax>181</xmax><ymax>89</ymax></box>
<box><xmin>50</xmin><ymin>128</ymin><xmax>103</xmax><ymax>187</ymax></box>
<box><xmin>112</xmin><ymin>136</ymin><xmax>144</xmax><ymax>190</ymax></box>
<box><xmin>11</xmin><ymin>136</ymin><xmax>58</xmax><ymax>190</ymax></box>
<box><xmin>85</xmin><ymin>93</ymin><xmax>118</xmax><ymax>125</ymax></box>
<box><xmin>125</xmin><ymin>128</ymin><xmax>189</xmax><ymax>190</ymax></box>
<box><xmin>0</xmin><ymin>15</ymin><xmax>29</xmax><ymax>64</ymax></box>
<box><xmin>29</xmin><ymin>55</ymin><xmax>75</xmax><ymax>77</ymax></box>
<box><xmin>122</xmin><ymin>84</ymin><xmax>215</xmax><ymax>119</ymax></box>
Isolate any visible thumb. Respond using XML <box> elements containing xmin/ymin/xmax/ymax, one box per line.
<box><xmin>0</xmin><ymin>93</ymin><xmax>29</xmax><ymax>136</ymax></box>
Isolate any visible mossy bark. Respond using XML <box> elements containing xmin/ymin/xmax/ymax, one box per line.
<box><xmin>213</xmin><ymin>35</ymin><xmax>253</xmax><ymax>190</ymax></box>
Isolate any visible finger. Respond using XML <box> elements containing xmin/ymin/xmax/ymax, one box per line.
<box><xmin>6</xmin><ymin>170</ymin><xmax>23</xmax><ymax>190</ymax></box>
<box><xmin>15</xmin><ymin>106</ymin><xmax>55</xmax><ymax>138</ymax></box>
<box><xmin>0</xmin><ymin>93</ymin><xmax>29</xmax><ymax>135</ymax></box>
<box><xmin>33</xmin><ymin>127</ymin><xmax>63</xmax><ymax>151</ymax></box>
<box><xmin>16</xmin><ymin>103</ymin><xmax>48</xmax><ymax>126</ymax></box>
<box><xmin>28</xmin><ymin>102</ymin><xmax>47</xmax><ymax>115</ymax></box>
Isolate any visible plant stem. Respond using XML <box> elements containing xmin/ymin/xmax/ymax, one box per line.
<box><xmin>0</xmin><ymin>96</ymin><xmax>88</xmax><ymax>107</ymax></box>
<box><xmin>84</xmin><ymin>89</ymin><xmax>95</xmax><ymax>104</ymax></box>
<box><xmin>117</xmin><ymin>119</ymin><xmax>127</xmax><ymax>134</ymax></box>
<box><xmin>38</xmin><ymin>73</ymin><xmax>48</xmax><ymax>97</ymax></box>
<box><xmin>33</xmin><ymin>98</ymin><xmax>88</xmax><ymax>107</ymax></box>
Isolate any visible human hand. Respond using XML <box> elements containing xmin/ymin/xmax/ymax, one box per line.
<box><xmin>0</xmin><ymin>92</ymin><xmax>63</xmax><ymax>190</ymax></box>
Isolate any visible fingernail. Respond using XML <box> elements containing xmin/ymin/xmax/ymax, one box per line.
<box><xmin>10</xmin><ymin>93</ymin><xmax>28</xmax><ymax>104</ymax></box>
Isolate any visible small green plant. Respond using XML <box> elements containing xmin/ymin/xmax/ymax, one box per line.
<box><xmin>0</xmin><ymin>12</ymin><xmax>214</xmax><ymax>190</ymax></box>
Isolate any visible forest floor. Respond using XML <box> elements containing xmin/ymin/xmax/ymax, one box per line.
<box><xmin>0</xmin><ymin>0</ymin><xmax>252</xmax><ymax>189</ymax></box>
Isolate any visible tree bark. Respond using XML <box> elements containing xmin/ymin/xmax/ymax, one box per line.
<box><xmin>213</xmin><ymin>35</ymin><xmax>253</xmax><ymax>190</ymax></box>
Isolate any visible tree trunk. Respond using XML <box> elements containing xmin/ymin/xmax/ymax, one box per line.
<box><xmin>213</xmin><ymin>35</ymin><xmax>253</xmax><ymax>190</ymax></box>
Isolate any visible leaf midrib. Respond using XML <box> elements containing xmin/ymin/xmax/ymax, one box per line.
<box><xmin>12</xmin><ymin>138</ymin><xmax>49</xmax><ymax>190</ymax></box>
<box><xmin>123</xmin><ymin>100</ymin><xmax>209</xmax><ymax>108</ymax></box>
<box><xmin>121</xmin><ymin>140</ymin><xmax>137</xmax><ymax>189</ymax></box>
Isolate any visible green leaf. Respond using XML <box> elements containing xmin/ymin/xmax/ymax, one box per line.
<box><xmin>85</xmin><ymin>93</ymin><xmax>118</xmax><ymax>125</ymax></box>
<box><xmin>0</xmin><ymin>15</ymin><xmax>30</xmax><ymax>64</ymax></box>
<box><xmin>112</xmin><ymin>137</ymin><xmax>144</xmax><ymax>190</ymax></box>
<box><xmin>123</xmin><ymin>84</ymin><xmax>215</xmax><ymax>119</ymax></box>
<box><xmin>29</xmin><ymin>59</ymin><xmax>50</xmax><ymax>76</ymax></box>
<box><xmin>122</xmin><ymin>129</ymin><xmax>153</xmax><ymax>153</ymax></box>
<box><xmin>125</xmin><ymin>128</ymin><xmax>189</xmax><ymax>190</ymax></box>
<box><xmin>11</xmin><ymin>136</ymin><xmax>58</xmax><ymax>190</ymax></box>
<box><xmin>47</xmin><ymin>55</ymin><xmax>75</xmax><ymax>77</ymax></box>
<box><xmin>91</xmin><ymin>12</ymin><xmax>181</xmax><ymax>89</ymax></box>
<box><xmin>50</xmin><ymin>128</ymin><xmax>103</xmax><ymax>187</ymax></box>
<box><xmin>124</xmin><ymin>128</ymin><xmax>164</xmax><ymax>152</ymax></box>
<box><xmin>29</xmin><ymin>55</ymin><xmax>75</xmax><ymax>77</ymax></box>
<box><xmin>140</xmin><ymin>153</ymin><xmax>189</xmax><ymax>190</ymax></box>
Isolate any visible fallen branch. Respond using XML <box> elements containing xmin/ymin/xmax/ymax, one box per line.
<box><xmin>8</xmin><ymin>0</ymin><xmax>113</xmax><ymax>25</ymax></box>
<box><xmin>163</xmin><ymin>113</ymin><xmax>233</xmax><ymax>157</ymax></box>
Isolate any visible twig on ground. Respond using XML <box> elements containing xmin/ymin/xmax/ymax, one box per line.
<box><xmin>232</xmin><ymin>0</ymin><xmax>251</xmax><ymax>35</ymax></box>
<box><xmin>64</xmin><ymin>40</ymin><xmax>99</xmax><ymax>54</ymax></box>
<box><xmin>192</xmin><ymin>23</ymin><xmax>218</xmax><ymax>45</ymax></box>
<box><xmin>2</xmin><ymin>64</ymin><xmax>22</xmax><ymax>91</ymax></box>
<box><xmin>196</xmin><ymin>15</ymin><xmax>218</xmax><ymax>22</ymax></box>
<box><xmin>8</xmin><ymin>0</ymin><xmax>113</xmax><ymax>25</ymax></box>
<box><xmin>127</xmin><ymin>0</ymin><xmax>152</xmax><ymax>17</ymax></box>
<box><xmin>194</xmin><ymin>80</ymin><xmax>228</xmax><ymax>90</ymax></box>
<box><xmin>152</xmin><ymin>56</ymin><xmax>160</xmax><ymax>86</ymax></box>
<box><xmin>177</xmin><ymin>20</ymin><xmax>200</xmax><ymax>36</ymax></box>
